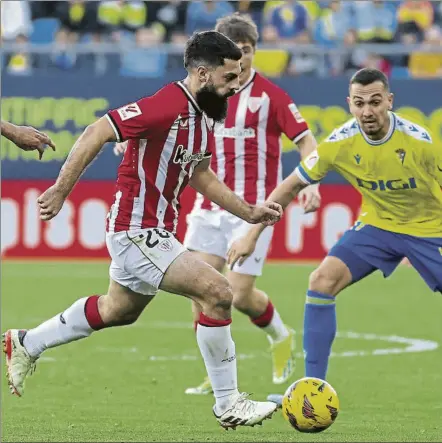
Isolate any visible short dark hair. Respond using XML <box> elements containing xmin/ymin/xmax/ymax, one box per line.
<box><xmin>215</xmin><ymin>13</ymin><xmax>259</xmax><ymax>47</ymax></box>
<box><xmin>350</xmin><ymin>68</ymin><xmax>390</xmax><ymax>91</ymax></box>
<box><xmin>184</xmin><ymin>31</ymin><xmax>242</xmax><ymax>71</ymax></box>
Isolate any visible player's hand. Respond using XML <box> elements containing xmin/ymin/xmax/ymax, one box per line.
<box><xmin>113</xmin><ymin>141</ymin><xmax>128</xmax><ymax>156</ymax></box>
<box><xmin>13</xmin><ymin>126</ymin><xmax>56</xmax><ymax>160</ymax></box>
<box><xmin>298</xmin><ymin>184</ymin><xmax>321</xmax><ymax>214</ymax></box>
<box><xmin>227</xmin><ymin>236</ymin><xmax>257</xmax><ymax>268</ymax></box>
<box><xmin>37</xmin><ymin>185</ymin><xmax>66</xmax><ymax>221</ymax></box>
<box><xmin>248</xmin><ymin>201</ymin><xmax>282</xmax><ymax>226</ymax></box>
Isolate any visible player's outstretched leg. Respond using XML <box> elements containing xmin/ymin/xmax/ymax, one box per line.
<box><xmin>228</xmin><ymin>272</ymin><xmax>295</xmax><ymax>385</ymax></box>
<box><xmin>303</xmin><ymin>256</ymin><xmax>352</xmax><ymax>380</ymax></box>
<box><xmin>3</xmin><ymin>281</ymin><xmax>152</xmax><ymax>397</ymax></box>
<box><xmin>185</xmin><ymin>276</ymin><xmax>295</xmax><ymax>393</ymax></box>
<box><xmin>161</xmin><ymin>251</ymin><xmax>277</xmax><ymax>429</ymax></box>
<box><xmin>265</xmin><ymin>256</ymin><xmax>353</xmax><ymax>408</ymax></box>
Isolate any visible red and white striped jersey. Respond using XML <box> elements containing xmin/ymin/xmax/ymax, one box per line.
<box><xmin>195</xmin><ymin>71</ymin><xmax>309</xmax><ymax>211</ymax></box>
<box><xmin>105</xmin><ymin>81</ymin><xmax>213</xmax><ymax>234</ymax></box>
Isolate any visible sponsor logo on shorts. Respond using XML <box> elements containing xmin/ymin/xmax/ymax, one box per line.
<box><xmin>59</xmin><ymin>313</ymin><xmax>66</xmax><ymax>324</ymax></box>
<box><xmin>158</xmin><ymin>239</ymin><xmax>174</xmax><ymax>252</ymax></box>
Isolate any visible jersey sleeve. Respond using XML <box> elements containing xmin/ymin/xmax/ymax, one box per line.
<box><xmin>274</xmin><ymin>91</ymin><xmax>310</xmax><ymax>143</ymax></box>
<box><xmin>426</xmin><ymin>140</ymin><xmax>442</xmax><ymax>187</ymax></box>
<box><xmin>106</xmin><ymin>92</ymin><xmax>172</xmax><ymax>142</ymax></box>
<box><xmin>294</xmin><ymin>138</ymin><xmax>338</xmax><ymax>184</ymax></box>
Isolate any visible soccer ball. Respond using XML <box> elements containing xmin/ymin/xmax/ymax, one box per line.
<box><xmin>282</xmin><ymin>377</ymin><xmax>339</xmax><ymax>433</ymax></box>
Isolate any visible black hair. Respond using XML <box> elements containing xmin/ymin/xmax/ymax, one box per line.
<box><xmin>184</xmin><ymin>31</ymin><xmax>242</xmax><ymax>71</ymax></box>
<box><xmin>350</xmin><ymin>68</ymin><xmax>390</xmax><ymax>91</ymax></box>
<box><xmin>215</xmin><ymin>13</ymin><xmax>259</xmax><ymax>47</ymax></box>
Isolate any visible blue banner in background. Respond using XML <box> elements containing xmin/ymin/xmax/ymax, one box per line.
<box><xmin>2</xmin><ymin>72</ymin><xmax>441</xmax><ymax>184</ymax></box>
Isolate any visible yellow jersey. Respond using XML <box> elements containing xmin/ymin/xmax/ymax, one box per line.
<box><xmin>295</xmin><ymin>112</ymin><xmax>442</xmax><ymax>237</ymax></box>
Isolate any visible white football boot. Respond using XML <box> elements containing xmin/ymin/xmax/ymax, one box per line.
<box><xmin>2</xmin><ymin>329</ymin><xmax>38</xmax><ymax>397</ymax></box>
<box><xmin>213</xmin><ymin>392</ymin><xmax>277</xmax><ymax>430</ymax></box>
<box><xmin>267</xmin><ymin>393</ymin><xmax>284</xmax><ymax>408</ymax></box>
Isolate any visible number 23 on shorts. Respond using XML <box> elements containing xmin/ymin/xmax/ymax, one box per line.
<box><xmin>129</xmin><ymin>229</ymin><xmax>175</xmax><ymax>256</ymax></box>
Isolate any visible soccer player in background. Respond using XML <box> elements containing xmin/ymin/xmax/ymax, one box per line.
<box><xmin>183</xmin><ymin>13</ymin><xmax>321</xmax><ymax>396</ymax></box>
<box><xmin>1</xmin><ymin>120</ymin><xmax>55</xmax><ymax>159</ymax></box>
<box><xmin>227</xmin><ymin>68</ymin><xmax>442</xmax><ymax>404</ymax></box>
<box><xmin>3</xmin><ymin>31</ymin><xmax>283</xmax><ymax>429</ymax></box>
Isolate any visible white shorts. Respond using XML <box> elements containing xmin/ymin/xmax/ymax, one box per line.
<box><xmin>184</xmin><ymin>209</ymin><xmax>273</xmax><ymax>276</ymax></box>
<box><xmin>106</xmin><ymin>228</ymin><xmax>187</xmax><ymax>296</ymax></box>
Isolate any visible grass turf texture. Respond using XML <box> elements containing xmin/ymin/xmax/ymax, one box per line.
<box><xmin>2</xmin><ymin>261</ymin><xmax>442</xmax><ymax>442</ymax></box>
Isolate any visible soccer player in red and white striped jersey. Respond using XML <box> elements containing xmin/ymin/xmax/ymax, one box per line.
<box><xmin>184</xmin><ymin>14</ymin><xmax>321</xmax><ymax>395</ymax></box>
<box><xmin>3</xmin><ymin>31</ymin><xmax>283</xmax><ymax>429</ymax></box>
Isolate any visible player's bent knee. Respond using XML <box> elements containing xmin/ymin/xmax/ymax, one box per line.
<box><xmin>98</xmin><ymin>294</ymin><xmax>145</xmax><ymax>326</ymax></box>
<box><xmin>231</xmin><ymin>287</ymin><xmax>254</xmax><ymax>312</ymax></box>
<box><xmin>202</xmin><ymin>276</ymin><xmax>233</xmax><ymax>317</ymax></box>
<box><xmin>309</xmin><ymin>268</ymin><xmax>341</xmax><ymax>296</ymax></box>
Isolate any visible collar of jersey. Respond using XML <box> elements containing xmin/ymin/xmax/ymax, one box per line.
<box><xmin>237</xmin><ymin>69</ymin><xmax>256</xmax><ymax>94</ymax></box>
<box><xmin>359</xmin><ymin>112</ymin><xmax>396</xmax><ymax>146</ymax></box>
<box><xmin>176</xmin><ymin>81</ymin><xmax>203</xmax><ymax>114</ymax></box>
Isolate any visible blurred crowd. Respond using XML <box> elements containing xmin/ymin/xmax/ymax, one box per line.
<box><xmin>2</xmin><ymin>0</ymin><xmax>442</xmax><ymax>78</ymax></box>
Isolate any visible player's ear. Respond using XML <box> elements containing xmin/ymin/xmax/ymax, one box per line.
<box><xmin>197</xmin><ymin>66</ymin><xmax>209</xmax><ymax>85</ymax></box>
<box><xmin>388</xmin><ymin>93</ymin><xmax>394</xmax><ymax>111</ymax></box>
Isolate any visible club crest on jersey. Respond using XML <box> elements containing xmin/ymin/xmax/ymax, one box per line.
<box><xmin>396</xmin><ymin>149</ymin><xmax>406</xmax><ymax>164</ymax></box>
<box><xmin>173</xmin><ymin>145</ymin><xmax>208</xmax><ymax>165</ymax></box>
<box><xmin>117</xmin><ymin>103</ymin><xmax>142</xmax><ymax>121</ymax></box>
<box><xmin>248</xmin><ymin>97</ymin><xmax>263</xmax><ymax>113</ymax></box>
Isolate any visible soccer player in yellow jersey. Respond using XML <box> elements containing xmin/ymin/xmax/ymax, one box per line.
<box><xmin>227</xmin><ymin>68</ymin><xmax>442</xmax><ymax>399</ymax></box>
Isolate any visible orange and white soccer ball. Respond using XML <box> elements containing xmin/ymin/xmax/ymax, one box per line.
<box><xmin>282</xmin><ymin>377</ymin><xmax>340</xmax><ymax>433</ymax></box>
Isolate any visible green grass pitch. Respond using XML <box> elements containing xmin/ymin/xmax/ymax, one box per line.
<box><xmin>2</xmin><ymin>261</ymin><xmax>442</xmax><ymax>442</ymax></box>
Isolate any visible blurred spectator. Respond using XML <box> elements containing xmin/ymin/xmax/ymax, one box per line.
<box><xmin>314</xmin><ymin>1</ymin><xmax>353</xmax><ymax>48</ymax></box>
<box><xmin>263</xmin><ymin>0</ymin><xmax>321</xmax><ymax>24</ymax></box>
<box><xmin>395</xmin><ymin>20</ymin><xmax>423</xmax><ymax>67</ymax></box>
<box><xmin>1</xmin><ymin>0</ymin><xmax>33</xmax><ymax>74</ymax></box>
<box><xmin>98</xmin><ymin>0</ymin><xmax>147</xmax><ymax>36</ymax></box>
<box><xmin>409</xmin><ymin>25</ymin><xmax>442</xmax><ymax>78</ymax></box>
<box><xmin>436</xmin><ymin>1</ymin><xmax>442</xmax><ymax>27</ymax></box>
<box><xmin>51</xmin><ymin>1</ymin><xmax>101</xmax><ymax>69</ymax></box>
<box><xmin>262</xmin><ymin>1</ymin><xmax>315</xmax><ymax>76</ymax></box>
<box><xmin>363</xmin><ymin>53</ymin><xmax>392</xmax><ymax>77</ymax></box>
<box><xmin>149</xmin><ymin>0</ymin><xmax>187</xmax><ymax>43</ymax></box>
<box><xmin>314</xmin><ymin>1</ymin><xmax>355</xmax><ymax>75</ymax></box>
<box><xmin>235</xmin><ymin>1</ymin><xmax>266</xmax><ymax>33</ymax></box>
<box><xmin>262</xmin><ymin>0</ymin><xmax>310</xmax><ymax>43</ymax></box>
<box><xmin>185</xmin><ymin>1</ymin><xmax>234</xmax><ymax>35</ymax></box>
<box><xmin>352</xmin><ymin>0</ymin><xmax>398</xmax><ymax>43</ymax></box>
<box><xmin>397</xmin><ymin>1</ymin><xmax>434</xmax><ymax>32</ymax></box>
<box><xmin>120</xmin><ymin>26</ymin><xmax>167</xmax><ymax>78</ymax></box>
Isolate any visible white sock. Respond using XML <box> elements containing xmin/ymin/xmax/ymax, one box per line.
<box><xmin>196</xmin><ymin>323</ymin><xmax>239</xmax><ymax>413</ymax></box>
<box><xmin>23</xmin><ymin>297</ymin><xmax>95</xmax><ymax>358</ymax></box>
<box><xmin>263</xmin><ymin>309</ymin><xmax>290</xmax><ymax>343</ymax></box>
